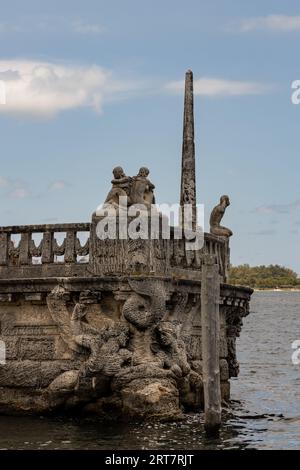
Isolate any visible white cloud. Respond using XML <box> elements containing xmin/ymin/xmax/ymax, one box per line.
<box><xmin>233</xmin><ymin>15</ymin><xmax>300</xmax><ymax>33</ymax></box>
<box><xmin>0</xmin><ymin>18</ymin><xmax>105</xmax><ymax>35</ymax></box>
<box><xmin>48</xmin><ymin>180</ymin><xmax>68</xmax><ymax>191</ymax></box>
<box><xmin>0</xmin><ymin>60</ymin><xmax>137</xmax><ymax>117</ymax></box>
<box><xmin>0</xmin><ymin>70</ymin><xmax>20</xmax><ymax>80</ymax></box>
<box><xmin>9</xmin><ymin>188</ymin><xmax>30</xmax><ymax>199</ymax></box>
<box><xmin>166</xmin><ymin>77</ymin><xmax>270</xmax><ymax>97</ymax></box>
<box><xmin>0</xmin><ymin>176</ymin><xmax>30</xmax><ymax>198</ymax></box>
<box><xmin>0</xmin><ymin>176</ymin><xmax>71</xmax><ymax>198</ymax></box>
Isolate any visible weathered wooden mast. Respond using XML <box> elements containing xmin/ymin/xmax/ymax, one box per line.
<box><xmin>180</xmin><ymin>69</ymin><xmax>197</xmax><ymax>229</ymax></box>
<box><xmin>201</xmin><ymin>255</ymin><xmax>222</xmax><ymax>435</ymax></box>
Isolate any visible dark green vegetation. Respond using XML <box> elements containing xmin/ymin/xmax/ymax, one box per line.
<box><xmin>229</xmin><ymin>264</ymin><xmax>300</xmax><ymax>289</ymax></box>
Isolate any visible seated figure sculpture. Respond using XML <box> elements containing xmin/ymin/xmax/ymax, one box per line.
<box><xmin>210</xmin><ymin>195</ymin><xmax>233</xmax><ymax>238</ymax></box>
<box><xmin>103</xmin><ymin>166</ymin><xmax>156</xmax><ymax>210</ymax></box>
<box><xmin>130</xmin><ymin>167</ymin><xmax>156</xmax><ymax>208</ymax></box>
<box><xmin>104</xmin><ymin>166</ymin><xmax>132</xmax><ymax>208</ymax></box>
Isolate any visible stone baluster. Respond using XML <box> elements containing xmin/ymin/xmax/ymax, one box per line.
<box><xmin>224</xmin><ymin>240</ymin><xmax>230</xmax><ymax>282</ymax></box>
<box><xmin>194</xmin><ymin>247</ymin><xmax>202</xmax><ymax>268</ymax></box>
<box><xmin>19</xmin><ymin>232</ymin><xmax>32</xmax><ymax>265</ymax></box>
<box><xmin>41</xmin><ymin>231</ymin><xmax>54</xmax><ymax>263</ymax></box>
<box><xmin>0</xmin><ymin>233</ymin><xmax>8</xmax><ymax>265</ymax></box>
<box><xmin>65</xmin><ymin>231</ymin><xmax>76</xmax><ymax>263</ymax></box>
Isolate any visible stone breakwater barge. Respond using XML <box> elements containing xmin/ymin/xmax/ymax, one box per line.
<box><xmin>0</xmin><ymin>71</ymin><xmax>252</xmax><ymax>431</ymax></box>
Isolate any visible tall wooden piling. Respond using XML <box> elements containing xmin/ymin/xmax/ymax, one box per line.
<box><xmin>201</xmin><ymin>254</ymin><xmax>221</xmax><ymax>435</ymax></box>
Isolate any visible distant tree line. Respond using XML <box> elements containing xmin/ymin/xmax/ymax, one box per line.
<box><xmin>228</xmin><ymin>264</ymin><xmax>300</xmax><ymax>289</ymax></box>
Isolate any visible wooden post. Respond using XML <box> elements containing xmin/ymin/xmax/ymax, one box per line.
<box><xmin>201</xmin><ymin>254</ymin><xmax>221</xmax><ymax>435</ymax></box>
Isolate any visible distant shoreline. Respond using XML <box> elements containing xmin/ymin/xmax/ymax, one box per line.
<box><xmin>229</xmin><ymin>265</ymin><xmax>300</xmax><ymax>292</ymax></box>
<box><xmin>253</xmin><ymin>288</ymin><xmax>300</xmax><ymax>292</ymax></box>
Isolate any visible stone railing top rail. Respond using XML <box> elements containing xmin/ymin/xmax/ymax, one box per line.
<box><xmin>0</xmin><ymin>222</ymin><xmax>227</xmax><ymax>247</ymax></box>
<box><xmin>0</xmin><ymin>222</ymin><xmax>91</xmax><ymax>233</ymax></box>
<box><xmin>0</xmin><ymin>223</ymin><xmax>225</xmax><ymax>238</ymax></box>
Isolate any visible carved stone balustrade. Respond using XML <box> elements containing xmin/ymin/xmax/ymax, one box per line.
<box><xmin>0</xmin><ymin>220</ymin><xmax>230</xmax><ymax>282</ymax></box>
<box><xmin>0</xmin><ymin>223</ymin><xmax>90</xmax><ymax>278</ymax></box>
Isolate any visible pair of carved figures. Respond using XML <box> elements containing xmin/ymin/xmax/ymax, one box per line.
<box><xmin>105</xmin><ymin>166</ymin><xmax>155</xmax><ymax>209</ymax></box>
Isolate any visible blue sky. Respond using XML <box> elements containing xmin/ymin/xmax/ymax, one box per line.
<box><xmin>0</xmin><ymin>0</ymin><xmax>300</xmax><ymax>273</ymax></box>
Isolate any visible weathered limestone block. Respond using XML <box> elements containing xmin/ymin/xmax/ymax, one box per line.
<box><xmin>0</xmin><ymin>360</ymin><xmax>80</xmax><ymax>388</ymax></box>
<box><xmin>2</xmin><ymin>337</ymin><xmax>19</xmax><ymax>360</ymax></box>
<box><xmin>121</xmin><ymin>378</ymin><xmax>181</xmax><ymax>420</ymax></box>
<box><xmin>0</xmin><ymin>387</ymin><xmax>53</xmax><ymax>415</ymax></box>
<box><xmin>47</xmin><ymin>370</ymin><xmax>80</xmax><ymax>394</ymax></box>
<box><xmin>18</xmin><ymin>338</ymin><xmax>55</xmax><ymax>360</ymax></box>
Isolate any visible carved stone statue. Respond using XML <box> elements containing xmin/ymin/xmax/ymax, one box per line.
<box><xmin>153</xmin><ymin>322</ymin><xmax>190</xmax><ymax>378</ymax></box>
<box><xmin>103</xmin><ymin>166</ymin><xmax>156</xmax><ymax>210</ymax></box>
<box><xmin>46</xmin><ymin>286</ymin><xmax>131</xmax><ymax>397</ymax></box>
<box><xmin>130</xmin><ymin>167</ymin><xmax>156</xmax><ymax>207</ymax></box>
<box><xmin>210</xmin><ymin>195</ymin><xmax>233</xmax><ymax>238</ymax></box>
<box><xmin>104</xmin><ymin>166</ymin><xmax>132</xmax><ymax>208</ymax></box>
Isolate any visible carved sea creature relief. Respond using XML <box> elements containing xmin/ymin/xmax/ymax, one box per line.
<box><xmin>121</xmin><ymin>278</ymin><xmax>168</xmax><ymax>370</ymax></box>
<box><xmin>152</xmin><ymin>322</ymin><xmax>190</xmax><ymax>378</ymax></box>
<box><xmin>46</xmin><ymin>286</ymin><xmax>131</xmax><ymax>395</ymax></box>
<box><xmin>120</xmin><ymin>280</ymin><xmax>202</xmax><ymax>393</ymax></box>
<box><xmin>46</xmin><ymin>281</ymin><xmax>203</xmax><ymax>415</ymax></box>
